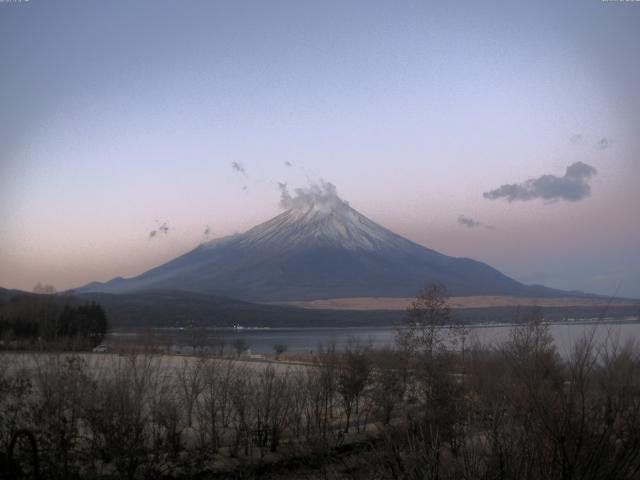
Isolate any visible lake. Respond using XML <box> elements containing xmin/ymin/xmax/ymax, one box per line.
<box><xmin>110</xmin><ymin>318</ymin><xmax>640</xmax><ymax>356</ymax></box>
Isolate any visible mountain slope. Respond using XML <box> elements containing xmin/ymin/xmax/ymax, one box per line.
<box><xmin>78</xmin><ymin>183</ymin><xmax>569</xmax><ymax>301</ymax></box>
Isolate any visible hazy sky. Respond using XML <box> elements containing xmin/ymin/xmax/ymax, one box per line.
<box><xmin>1</xmin><ymin>0</ymin><xmax>639</xmax><ymax>297</ymax></box>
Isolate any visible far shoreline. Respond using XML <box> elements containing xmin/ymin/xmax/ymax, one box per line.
<box><xmin>267</xmin><ymin>295</ymin><xmax>640</xmax><ymax>311</ymax></box>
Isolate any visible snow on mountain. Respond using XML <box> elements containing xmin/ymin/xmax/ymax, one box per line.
<box><xmin>232</xmin><ymin>194</ymin><xmax>405</xmax><ymax>252</ymax></box>
<box><xmin>78</xmin><ymin>181</ymin><xmax>567</xmax><ymax>301</ymax></box>
<box><xmin>194</xmin><ymin>180</ymin><xmax>415</xmax><ymax>254</ymax></box>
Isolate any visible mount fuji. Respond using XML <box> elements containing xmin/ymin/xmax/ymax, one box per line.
<box><xmin>79</xmin><ymin>182</ymin><xmax>566</xmax><ymax>301</ymax></box>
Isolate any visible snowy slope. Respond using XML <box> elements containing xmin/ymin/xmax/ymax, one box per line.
<box><xmin>227</xmin><ymin>192</ymin><xmax>421</xmax><ymax>252</ymax></box>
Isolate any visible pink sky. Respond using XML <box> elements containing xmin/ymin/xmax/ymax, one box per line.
<box><xmin>1</xmin><ymin>0</ymin><xmax>639</xmax><ymax>297</ymax></box>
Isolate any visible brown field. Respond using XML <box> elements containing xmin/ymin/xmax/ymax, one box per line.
<box><xmin>270</xmin><ymin>295</ymin><xmax>640</xmax><ymax>311</ymax></box>
<box><xmin>1</xmin><ymin>351</ymin><xmax>309</xmax><ymax>377</ymax></box>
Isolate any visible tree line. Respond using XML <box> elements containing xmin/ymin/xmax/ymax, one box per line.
<box><xmin>0</xmin><ymin>293</ymin><xmax>108</xmax><ymax>350</ymax></box>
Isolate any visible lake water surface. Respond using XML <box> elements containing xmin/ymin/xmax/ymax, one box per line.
<box><xmin>115</xmin><ymin>319</ymin><xmax>640</xmax><ymax>356</ymax></box>
<box><xmin>225</xmin><ymin>321</ymin><xmax>640</xmax><ymax>355</ymax></box>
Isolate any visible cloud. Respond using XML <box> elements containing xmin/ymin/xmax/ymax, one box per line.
<box><xmin>457</xmin><ymin>215</ymin><xmax>481</xmax><ymax>228</ymax></box>
<box><xmin>149</xmin><ymin>221</ymin><xmax>170</xmax><ymax>240</ymax></box>
<box><xmin>483</xmin><ymin>161</ymin><xmax>597</xmax><ymax>203</ymax></box>
<box><xmin>457</xmin><ymin>215</ymin><xmax>494</xmax><ymax>230</ymax></box>
<box><xmin>278</xmin><ymin>182</ymin><xmax>292</xmax><ymax>208</ymax></box>
<box><xmin>231</xmin><ymin>161</ymin><xmax>246</xmax><ymax>175</ymax></box>
<box><xmin>596</xmin><ymin>137</ymin><xmax>613</xmax><ymax>150</ymax></box>
<box><xmin>278</xmin><ymin>179</ymin><xmax>348</xmax><ymax>212</ymax></box>
<box><xmin>569</xmin><ymin>133</ymin><xmax>583</xmax><ymax>144</ymax></box>
<box><xmin>284</xmin><ymin>161</ymin><xmax>292</xmax><ymax>167</ymax></box>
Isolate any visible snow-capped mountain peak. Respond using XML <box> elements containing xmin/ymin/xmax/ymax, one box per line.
<box><xmin>231</xmin><ymin>181</ymin><xmax>404</xmax><ymax>251</ymax></box>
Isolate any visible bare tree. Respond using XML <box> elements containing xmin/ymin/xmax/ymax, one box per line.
<box><xmin>31</xmin><ymin>354</ymin><xmax>91</xmax><ymax>479</ymax></box>
<box><xmin>337</xmin><ymin>340</ymin><xmax>372</xmax><ymax>433</ymax></box>
<box><xmin>0</xmin><ymin>355</ymin><xmax>33</xmax><ymax>454</ymax></box>
<box><xmin>396</xmin><ymin>283</ymin><xmax>464</xmax><ymax>359</ymax></box>
<box><xmin>371</xmin><ymin>362</ymin><xmax>405</xmax><ymax>426</ymax></box>
<box><xmin>82</xmin><ymin>353</ymin><xmax>160</xmax><ymax>480</ymax></box>
<box><xmin>253</xmin><ymin>365</ymin><xmax>293</xmax><ymax>455</ymax></box>
<box><xmin>196</xmin><ymin>359</ymin><xmax>240</xmax><ymax>453</ymax></box>
<box><xmin>232</xmin><ymin>338</ymin><xmax>249</xmax><ymax>357</ymax></box>
<box><xmin>210</xmin><ymin>332</ymin><xmax>227</xmax><ymax>357</ymax></box>
<box><xmin>176</xmin><ymin>358</ymin><xmax>204</xmax><ymax>427</ymax></box>
<box><xmin>184</xmin><ymin>324</ymin><xmax>210</xmax><ymax>356</ymax></box>
<box><xmin>273</xmin><ymin>343</ymin><xmax>288</xmax><ymax>360</ymax></box>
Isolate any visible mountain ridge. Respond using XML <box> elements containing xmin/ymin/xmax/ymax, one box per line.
<box><xmin>77</xmin><ymin>183</ymin><xmax>583</xmax><ymax>301</ymax></box>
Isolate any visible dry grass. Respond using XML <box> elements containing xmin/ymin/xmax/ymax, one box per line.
<box><xmin>270</xmin><ymin>295</ymin><xmax>639</xmax><ymax>310</ymax></box>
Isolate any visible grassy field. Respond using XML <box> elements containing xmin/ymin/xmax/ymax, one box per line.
<box><xmin>272</xmin><ymin>295</ymin><xmax>640</xmax><ymax>310</ymax></box>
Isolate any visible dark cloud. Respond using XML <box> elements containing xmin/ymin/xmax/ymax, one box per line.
<box><xmin>596</xmin><ymin>137</ymin><xmax>613</xmax><ymax>150</ymax></box>
<box><xmin>483</xmin><ymin>161</ymin><xmax>597</xmax><ymax>203</ymax></box>
<box><xmin>231</xmin><ymin>161</ymin><xmax>246</xmax><ymax>175</ymax></box>
<box><xmin>149</xmin><ymin>221</ymin><xmax>169</xmax><ymax>240</ymax></box>
<box><xmin>457</xmin><ymin>215</ymin><xmax>495</xmax><ymax>230</ymax></box>
<box><xmin>457</xmin><ymin>215</ymin><xmax>481</xmax><ymax>228</ymax></box>
<box><xmin>569</xmin><ymin>133</ymin><xmax>583</xmax><ymax>144</ymax></box>
<box><xmin>284</xmin><ymin>161</ymin><xmax>292</xmax><ymax>167</ymax></box>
